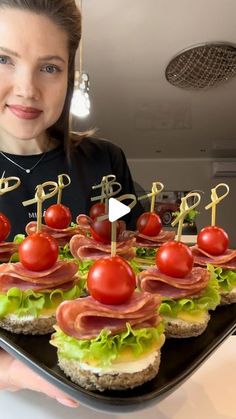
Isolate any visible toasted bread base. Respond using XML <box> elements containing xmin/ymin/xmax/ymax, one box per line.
<box><xmin>220</xmin><ymin>287</ymin><xmax>236</xmax><ymax>305</ymax></box>
<box><xmin>58</xmin><ymin>351</ymin><xmax>161</xmax><ymax>391</ymax></box>
<box><xmin>163</xmin><ymin>312</ymin><xmax>210</xmax><ymax>338</ymax></box>
<box><xmin>0</xmin><ymin>314</ymin><xmax>56</xmax><ymax>335</ymax></box>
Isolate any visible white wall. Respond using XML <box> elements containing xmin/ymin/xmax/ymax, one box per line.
<box><xmin>128</xmin><ymin>158</ymin><xmax>236</xmax><ymax>247</ymax></box>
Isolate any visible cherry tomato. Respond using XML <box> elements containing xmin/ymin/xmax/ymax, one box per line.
<box><xmin>44</xmin><ymin>204</ymin><xmax>72</xmax><ymax>229</ymax></box>
<box><xmin>0</xmin><ymin>213</ymin><xmax>11</xmax><ymax>242</ymax></box>
<box><xmin>90</xmin><ymin>219</ymin><xmax>120</xmax><ymax>244</ymax></box>
<box><xmin>87</xmin><ymin>255</ymin><xmax>136</xmax><ymax>304</ymax></box>
<box><xmin>89</xmin><ymin>202</ymin><xmax>106</xmax><ymax>220</ymax></box>
<box><xmin>156</xmin><ymin>241</ymin><xmax>193</xmax><ymax>278</ymax></box>
<box><xmin>197</xmin><ymin>226</ymin><xmax>229</xmax><ymax>256</ymax></box>
<box><xmin>136</xmin><ymin>212</ymin><xmax>162</xmax><ymax>237</ymax></box>
<box><xmin>19</xmin><ymin>232</ymin><xmax>59</xmax><ymax>271</ymax></box>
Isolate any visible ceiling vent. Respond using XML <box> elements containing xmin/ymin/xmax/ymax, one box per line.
<box><xmin>212</xmin><ymin>161</ymin><xmax>236</xmax><ymax>177</ymax></box>
<box><xmin>165</xmin><ymin>42</ymin><xmax>236</xmax><ymax>90</ymax></box>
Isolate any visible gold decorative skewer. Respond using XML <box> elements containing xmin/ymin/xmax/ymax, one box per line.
<box><xmin>98</xmin><ymin>193</ymin><xmax>137</xmax><ymax>257</ymax></box>
<box><xmin>171</xmin><ymin>192</ymin><xmax>201</xmax><ymax>242</ymax></box>
<box><xmin>0</xmin><ymin>174</ymin><xmax>21</xmax><ymax>196</ymax></box>
<box><xmin>100</xmin><ymin>176</ymin><xmax>109</xmax><ymax>206</ymax></box>
<box><xmin>101</xmin><ymin>175</ymin><xmax>116</xmax><ymax>208</ymax></box>
<box><xmin>22</xmin><ymin>182</ymin><xmax>58</xmax><ymax>232</ymax></box>
<box><xmin>138</xmin><ymin>181</ymin><xmax>164</xmax><ymax>212</ymax></box>
<box><xmin>205</xmin><ymin>183</ymin><xmax>229</xmax><ymax>226</ymax></box>
<box><xmin>91</xmin><ymin>176</ymin><xmax>108</xmax><ymax>209</ymax></box>
<box><xmin>110</xmin><ymin>194</ymin><xmax>137</xmax><ymax>257</ymax></box>
<box><xmin>91</xmin><ymin>174</ymin><xmax>122</xmax><ymax>213</ymax></box>
<box><xmin>104</xmin><ymin>179</ymin><xmax>122</xmax><ymax>214</ymax></box>
<box><xmin>57</xmin><ymin>174</ymin><xmax>71</xmax><ymax>204</ymax></box>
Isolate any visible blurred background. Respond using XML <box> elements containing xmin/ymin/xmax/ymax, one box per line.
<box><xmin>73</xmin><ymin>0</ymin><xmax>236</xmax><ymax>245</ymax></box>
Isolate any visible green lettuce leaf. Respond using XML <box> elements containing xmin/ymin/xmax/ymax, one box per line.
<box><xmin>0</xmin><ymin>282</ymin><xmax>85</xmax><ymax>319</ymax></box>
<box><xmin>136</xmin><ymin>247</ymin><xmax>157</xmax><ymax>258</ymax></box>
<box><xmin>70</xmin><ymin>222</ymin><xmax>77</xmax><ymax>228</ymax></box>
<box><xmin>8</xmin><ymin>234</ymin><xmax>26</xmax><ymax>263</ymax></box>
<box><xmin>51</xmin><ymin>322</ymin><xmax>164</xmax><ymax>368</ymax></box>
<box><xmin>159</xmin><ymin>274</ymin><xmax>220</xmax><ymax>317</ymax></box>
<box><xmin>59</xmin><ymin>243</ymin><xmax>77</xmax><ymax>261</ymax></box>
<box><xmin>129</xmin><ymin>259</ymin><xmax>143</xmax><ymax>274</ymax></box>
<box><xmin>207</xmin><ymin>264</ymin><xmax>236</xmax><ymax>292</ymax></box>
<box><xmin>77</xmin><ymin>259</ymin><xmax>94</xmax><ymax>279</ymax></box>
<box><xmin>13</xmin><ymin>234</ymin><xmax>25</xmax><ymax>244</ymax></box>
<box><xmin>9</xmin><ymin>253</ymin><xmax>20</xmax><ymax>263</ymax></box>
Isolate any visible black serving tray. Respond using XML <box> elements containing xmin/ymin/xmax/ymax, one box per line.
<box><xmin>0</xmin><ymin>304</ymin><xmax>235</xmax><ymax>414</ymax></box>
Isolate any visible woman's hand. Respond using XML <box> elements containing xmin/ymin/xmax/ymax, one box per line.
<box><xmin>0</xmin><ymin>349</ymin><xmax>79</xmax><ymax>408</ymax></box>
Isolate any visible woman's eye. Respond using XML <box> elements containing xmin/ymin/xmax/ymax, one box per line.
<box><xmin>0</xmin><ymin>56</ymin><xmax>9</xmax><ymax>65</ymax></box>
<box><xmin>42</xmin><ymin>65</ymin><xmax>61</xmax><ymax>74</ymax></box>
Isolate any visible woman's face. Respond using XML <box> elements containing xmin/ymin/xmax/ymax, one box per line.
<box><xmin>0</xmin><ymin>8</ymin><xmax>69</xmax><ymax>141</ymax></box>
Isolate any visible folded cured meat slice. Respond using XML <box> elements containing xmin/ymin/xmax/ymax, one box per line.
<box><xmin>0</xmin><ymin>242</ymin><xmax>19</xmax><ymax>262</ymax></box>
<box><xmin>70</xmin><ymin>234</ymin><xmax>136</xmax><ymax>261</ymax></box>
<box><xmin>121</xmin><ymin>229</ymin><xmax>175</xmax><ymax>248</ymax></box>
<box><xmin>0</xmin><ymin>260</ymin><xmax>79</xmax><ymax>292</ymax></box>
<box><xmin>76</xmin><ymin>214</ymin><xmax>126</xmax><ymax>236</ymax></box>
<box><xmin>191</xmin><ymin>245</ymin><xmax>236</xmax><ymax>270</ymax></box>
<box><xmin>56</xmin><ymin>291</ymin><xmax>161</xmax><ymax>339</ymax></box>
<box><xmin>76</xmin><ymin>214</ymin><xmax>92</xmax><ymax>233</ymax></box>
<box><xmin>138</xmin><ymin>266</ymin><xmax>210</xmax><ymax>299</ymax></box>
<box><xmin>26</xmin><ymin>222</ymin><xmax>82</xmax><ymax>246</ymax></box>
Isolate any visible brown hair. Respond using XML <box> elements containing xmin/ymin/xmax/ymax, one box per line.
<box><xmin>0</xmin><ymin>0</ymin><xmax>91</xmax><ymax>152</ymax></box>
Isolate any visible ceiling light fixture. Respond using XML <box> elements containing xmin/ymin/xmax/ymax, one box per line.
<box><xmin>70</xmin><ymin>0</ymin><xmax>91</xmax><ymax>118</ymax></box>
<box><xmin>165</xmin><ymin>42</ymin><xmax>236</xmax><ymax>90</ymax></box>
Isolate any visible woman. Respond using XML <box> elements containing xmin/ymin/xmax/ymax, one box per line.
<box><xmin>0</xmin><ymin>0</ymin><xmax>142</xmax><ymax>239</ymax></box>
<box><xmin>0</xmin><ymin>0</ymin><xmax>143</xmax><ymax>406</ymax></box>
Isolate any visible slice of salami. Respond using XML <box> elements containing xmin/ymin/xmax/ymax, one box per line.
<box><xmin>56</xmin><ymin>292</ymin><xmax>162</xmax><ymax>339</ymax></box>
<box><xmin>25</xmin><ymin>222</ymin><xmax>82</xmax><ymax>246</ymax></box>
<box><xmin>0</xmin><ymin>260</ymin><xmax>79</xmax><ymax>291</ymax></box>
<box><xmin>191</xmin><ymin>245</ymin><xmax>236</xmax><ymax>269</ymax></box>
<box><xmin>69</xmin><ymin>234</ymin><xmax>136</xmax><ymax>261</ymax></box>
<box><xmin>76</xmin><ymin>214</ymin><xmax>92</xmax><ymax>233</ymax></box>
<box><xmin>138</xmin><ymin>266</ymin><xmax>210</xmax><ymax>299</ymax></box>
<box><xmin>121</xmin><ymin>229</ymin><xmax>175</xmax><ymax>248</ymax></box>
<box><xmin>0</xmin><ymin>276</ymin><xmax>76</xmax><ymax>292</ymax></box>
<box><xmin>76</xmin><ymin>214</ymin><xmax>127</xmax><ymax>237</ymax></box>
<box><xmin>0</xmin><ymin>242</ymin><xmax>19</xmax><ymax>262</ymax></box>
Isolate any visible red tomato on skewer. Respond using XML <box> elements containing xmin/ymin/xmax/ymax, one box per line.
<box><xmin>136</xmin><ymin>212</ymin><xmax>162</xmax><ymax>237</ymax></box>
<box><xmin>0</xmin><ymin>213</ymin><xmax>11</xmax><ymax>242</ymax></box>
<box><xmin>89</xmin><ymin>202</ymin><xmax>106</xmax><ymax>220</ymax></box>
<box><xmin>87</xmin><ymin>256</ymin><xmax>136</xmax><ymax>304</ymax></box>
<box><xmin>19</xmin><ymin>232</ymin><xmax>59</xmax><ymax>271</ymax></box>
<box><xmin>90</xmin><ymin>219</ymin><xmax>121</xmax><ymax>244</ymax></box>
<box><xmin>156</xmin><ymin>241</ymin><xmax>193</xmax><ymax>278</ymax></box>
<box><xmin>90</xmin><ymin>219</ymin><xmax>112</xmax><ymax>244</ymax></box>
<box><xmin>44</xmin><ymin>204</ymin><xmax>72</xmax><ymax>229</ymax></box>
<box><xmin>197</xmin><ymin>226</ymin><xmax>229</xmax><ymax>256</ymax></box>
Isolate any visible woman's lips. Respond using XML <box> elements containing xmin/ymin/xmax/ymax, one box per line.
<box><xmin>7</xmin><ymin>105</ymin><xmax>42</xmax><ymax>120</ymax></box>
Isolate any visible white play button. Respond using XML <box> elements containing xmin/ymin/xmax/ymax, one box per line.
<box><xmin>108</xmin><ymin>197</ymin><xmax>131</xmax><ymax>222</ymax></box>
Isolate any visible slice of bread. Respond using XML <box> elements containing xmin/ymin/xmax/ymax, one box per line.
<box><xmin>58</xmin><ymin>350</ymin><xmax>161</xmax><ymax>391</ymax></box>
<box><xmin>220</xmin><ymin>287</ymin><xmax>236</xmax><ymax>305</ymax></box>
<box><xmin>0</xmin><ymin>313</ymin><xmax>56</xmax><ymax>335</ymax></box>
<box><xmin>163</xmin><ymin>312</ymin><xmax>210</xmax><ymax>338</ymax></box>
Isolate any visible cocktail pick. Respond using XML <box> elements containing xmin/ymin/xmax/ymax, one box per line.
<box><xmin>57</xmin><ymin>174</ymin><xmax>71</xmax><ymax>204</ymax></box>
<box><xmin>22</xmin><ymin>182</ymin><xmax>58</xmax><ymax>232</ymax></box>
<box><xmin>172</xmin><ymin>192</ymin><xmax>201</xmax><ymax>241</ymax></box>
<box><xmin>138</xmin><ymin>181</ymin><xmax>164</xmax><ymax>212</ymax></box>
<box><xmin>205</xmin><ymin>183</ymin><xmax>229</xmax><ymax>226</ymax></box>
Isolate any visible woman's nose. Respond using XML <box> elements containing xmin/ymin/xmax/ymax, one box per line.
<box><xmin>13</xmin><ymin>70</ymin><xmax>40</xmax><ymax>100</ymax></box>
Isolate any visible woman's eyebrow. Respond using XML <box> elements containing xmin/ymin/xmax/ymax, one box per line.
<box><xmin>0</xmin><ymin>46</ymin><xmax>66</xmax><ymax>63</ymax></box>
<box><xmin>0</xmin><ymin>46</ymin><xmax>19</xmax><ymax>57</ymax></box>
<box><xmin>37</xmin><ymin>55</ymin><xmax>66</xmax><ymax>64</ymax></box>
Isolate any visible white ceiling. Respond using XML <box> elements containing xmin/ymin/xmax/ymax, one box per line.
<box><xmin>76</xmin><ymin>0</ymin><xmax>236</xmax><ymax>159</ymax></box>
